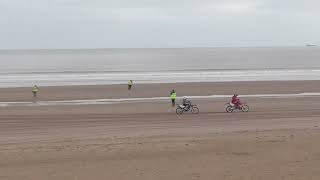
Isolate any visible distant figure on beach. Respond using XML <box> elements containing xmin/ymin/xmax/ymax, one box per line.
<box><xmin>128</xmin><ymin>80</ymin><xmax>133</xmax><ymax>90</ymax></box>
<box><xmin>32</xmin><ymin>85</ymin><xmax>39</xmax><ymax>98</ymax></box>
<box><xmin>170</xmin><ymin>89</ymin><xmax>176</xmax><ymax>107</ymax></box>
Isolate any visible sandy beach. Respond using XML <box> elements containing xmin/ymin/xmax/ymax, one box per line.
<box><xmin>1</xmin><ymin>81</ymin><xmax>320</xmax><ymax>180</ymax></box>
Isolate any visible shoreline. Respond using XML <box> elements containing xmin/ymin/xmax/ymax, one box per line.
<box><xmin>1</xmin><ymin>92</ymin><xmax>320</xmax><ymax>107</ymax></box>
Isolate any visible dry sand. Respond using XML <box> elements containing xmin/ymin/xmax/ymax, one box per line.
<box><xmin>1</xmin><ymin>81</ymin><xmax>320</xmax><ymax>180</ymax></box>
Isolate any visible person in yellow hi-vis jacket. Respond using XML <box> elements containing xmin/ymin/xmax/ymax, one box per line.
<box><xmin>32</xmin><ymin>85</ymin><xmax>39</xmax><ymax>98</ymax></box>
<box><xmin>128</xmin><ymin>80</ymin><xmax>133</xmax><ymax>90</ymax></box>
<box><xmin>170</xmin><ymin>89</ymin><xmax>176</xmax><ymax>107</ymax></box>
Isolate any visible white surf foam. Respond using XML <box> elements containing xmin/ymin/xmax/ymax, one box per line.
<box><xmin>1</xmin><ymin>69</ymin><xmax>320</xmax><ymax>87</ymax></box>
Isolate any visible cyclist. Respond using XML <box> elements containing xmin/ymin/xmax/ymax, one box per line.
<box><xmin>231</xmin><ymin>94</ymin><xmax>242</xmax><ymax>109</ymax></box>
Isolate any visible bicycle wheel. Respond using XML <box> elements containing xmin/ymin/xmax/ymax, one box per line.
<box><xmin>191</xmin><ymin>107</ymin><xmax>199</xmax><ymax>114</ymax></box>
<box><xmin>176</xmin><ymin>107</ymin><xmax>184</xmax><ymax>115</ymax></box>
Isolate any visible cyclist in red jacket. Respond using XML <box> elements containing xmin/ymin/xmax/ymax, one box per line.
<box><xmin>231</xmin><ymin>94</ymin><xmax>242</xmax><ymax>108</ymax></box>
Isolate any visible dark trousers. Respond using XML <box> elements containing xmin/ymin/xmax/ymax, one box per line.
<box><xmin>171</xmin><ymin>99</ymin><xmax>175</xmax><ymax>106</ymax></box>
<box><xmin>128</xmin><ymin>85</ymin><xmax>132</xmax><ymax>90</ymax></box>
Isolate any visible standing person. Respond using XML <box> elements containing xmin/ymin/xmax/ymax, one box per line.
<box><xmin>128</xmin><ymin>80</ymin><xmax>133</xmax><ymax>90</ymax></box>
<box><xmin>170</xmin><ymin>89</ymin><xmax>175</xmax><ymax>95</ymax></box>
<box><xmin>32</xmin><ymin>85</ymin><xmax>39</xmax><ymax>98</ymax></box>
<box><xmin>170</xmin><ymin>89</ymin><xmax>176</xmax><ymax>107</ymax></box>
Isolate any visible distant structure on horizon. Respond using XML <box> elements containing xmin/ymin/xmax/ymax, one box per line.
<box><xmin>306</xmin><ymin>44</ymin><xmax>317</xmax><ymax>47</ymax></box>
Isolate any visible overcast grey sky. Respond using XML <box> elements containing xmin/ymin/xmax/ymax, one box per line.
<box><xmin>0</xmin><ymin>0</ymin><xmax>319</xmax><ymax>49</ymax></box>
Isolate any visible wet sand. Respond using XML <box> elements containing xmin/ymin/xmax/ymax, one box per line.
<box><xmin>0</xmin><ymin>80</ymin><xmax>320</xmax><ymax>102</ymax></box>
<box><xmin>1</xmin><ymin>81</ymin><xmax>320</xmax><ymax>180</ymax></box>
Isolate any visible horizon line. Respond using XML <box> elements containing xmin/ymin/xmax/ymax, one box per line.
<box><xmin>0</xmin><ymin>45</ymin><xmax>317</xmax><ymax>51</ymax></box>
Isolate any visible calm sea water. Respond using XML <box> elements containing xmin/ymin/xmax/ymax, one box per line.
<box><xmin>0</xmin><ymin>47</ymin><xmax>320</xmax><ymax>87</ymax></box>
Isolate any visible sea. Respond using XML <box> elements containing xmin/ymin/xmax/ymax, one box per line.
<box><xmin>0</xmin><ymin>47</ymin><xmax>320</xmax><ymax>87</ymax></box>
